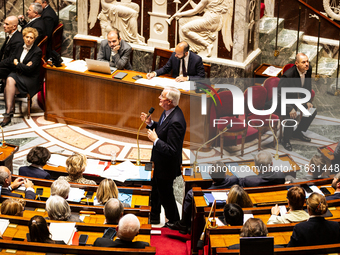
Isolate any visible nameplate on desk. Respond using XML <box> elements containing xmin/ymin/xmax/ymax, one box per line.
<box><xmin>35</xmin><ymin>208</ymin><xmax>46</xmax><ymax>212</ymax></box>
<box><xmin>5</xmin><ymin>249</ymin><xmax>17</xmax><ymax>254</ymax></box>
<box><xmin>8</xmin><ymin>223</ymin><xmax>17</xmax><ymax>228</ymax></box>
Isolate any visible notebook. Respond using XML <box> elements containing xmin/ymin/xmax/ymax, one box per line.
<box><xmin>86</xmin><ymin>59</ymin><xmax>117</xmax><ymax>74</ymax></box>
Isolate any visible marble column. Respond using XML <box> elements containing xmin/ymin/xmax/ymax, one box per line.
<box><xmin>264</xmin><ymin>0</ymin><xmax>275</xmax><ymax>17</ymax></box>
<box><xmin>78</xmin><ymin>1</ymin><xmax>88</xmax><ymax>35</ymax></box>
<box><xmin>147</xmin><ymin>0</ymin><xmax>170</xmax><ymax>49</ymax></box>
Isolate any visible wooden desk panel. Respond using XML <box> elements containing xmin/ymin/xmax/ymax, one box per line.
<box><xmin>44</xmin><ymin>65</ymin><xmax>206</xmax><ymax>147</ymax></box>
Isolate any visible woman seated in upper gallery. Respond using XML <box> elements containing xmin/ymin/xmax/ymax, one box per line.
<box><xmin>46</xmin><ymin>195</ymin><xmax>83</xmax><ymax>222</ymax></box>
<box><xmin>0</xmin><ymin>27</ymin><xmax>42</xmax><ymax>127</ymax></box>
<box><xmin>19</xmin><ymin>146</ymin><xmax>51</xmax><ymax>179</ymax></box>
<box><xmin>287</xmin><ymin>192</ymin><xmax>340</xmax><ymax>247</ymax></box>
<box><xmin>27</xmin><ymin>215</ymin><xmax>65</xmax><ymax>244</ymax></box>
<box><xmin>57</xmin><ymin>153</ymin><xmax>96</xmax><ymax>185</ymax></box>
<box><xmin>1</xmin><ymin>198</ymin><xmax>25</xmax><ymax>216</ymax></box>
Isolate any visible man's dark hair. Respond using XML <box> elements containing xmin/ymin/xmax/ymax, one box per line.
<box><xmin>223</xmin><ymin>203</ymin><xmax>243</xmax><ymax>226</ymax></box>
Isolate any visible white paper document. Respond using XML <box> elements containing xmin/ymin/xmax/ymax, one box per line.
<box><xmin>208</xmin><ymin>217</ymin><xmax>224</xmax><ymax>227</ymax></box>
<box><xmin>67</xmin><ymin>187</ymin><xmax>85</xmax><ymax>202</ymax></box>
<box><xmin>243</xmin><ymin>214</ymin><xmax>254</xmax><ymax>224</ymax></box>
<box><xmin>0</xmin><ymin>219</ymin><xmax>9</xmax><ymax>235</ymax></box>
<box><xmin>211</xmin><ymin>191</ymin><xmax>228</xmax><ymax>201</ymax></box>
<box><xmin>64</xmin><ymin>60</ymin><xmax>87</xmax><ymax>72</ymax></box>
<box><xmin>135</xmin><ymin>77</ymin><xmax>192</xmax><ymax>90</ymax></box>
<box><xmin>101</xmin><ymin>160</ymin><xmax>140</xmax><ymax>182</ymax></box>
<box><xmin>49</xmin><ymin>222</ymin><xmax>76</xmax><ymax>245</ymax></box>
<box><xmin>262</xmin><ymin>66</ymin><xmax>282</xmax><ymax>76</ymax></box>
<box><xmin>83</xmin><ymin>159</ymin><xmax>105</xmax><ymax>176</ymax></box>
<box><xmin>47</xmin><ymin>154</ymin><xmax>68</xmax><ymax>167</ymax></box>
<box><xmin>279</xmin><ymin>205</ymin><xmax>288</xmax><ymax>216</ymax></box>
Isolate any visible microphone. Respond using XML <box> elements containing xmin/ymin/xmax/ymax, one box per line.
<box><xmin>136</xmin><ymin>107</ymin><xmax>154</xmax><ymax>166</ymax></box>
<box><xmin>197</xmin><ymin>200</ymin><xmax>216</xmax><ymax>250</ymax></box>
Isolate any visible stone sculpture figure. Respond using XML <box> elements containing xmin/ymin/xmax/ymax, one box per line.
<box><xmin>89</xmin><ymin>0</ymin><xmax>145</xmax><ymax>45</ymax></box>
<box><xmin>173</xmin><ymin>0</ymin><xmax>233</xmax><ymax>57</ymax></box>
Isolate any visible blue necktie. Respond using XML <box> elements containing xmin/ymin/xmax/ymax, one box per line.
<box><xmin>160</xmin><ymin>114</ymin><xmax>165</xmax><ymax>125</ymax></box>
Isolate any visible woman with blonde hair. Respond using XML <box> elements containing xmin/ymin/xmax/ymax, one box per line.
<box><xmin>227</xmin><ymin>184</ymin><xmax>253</xmax><ymax>208</ymax></box>
<box><xmin>57</xmin><ymin>153</ymin><xmax>96</xmax><ymax>185</ymax></box>
<box><xmin>96</xmin><ymin>178</ymin><xmax>119</xmax><ymax>205</ymax></box>
<box><xmin>287</xmin><ymin>192</ymin><xmax>340</xmax><ymax>247</ymax></box>
<box><xmin>1</xmin><ymin>198</ymin><xmax>25</xmax><ymax>216</ymax></box>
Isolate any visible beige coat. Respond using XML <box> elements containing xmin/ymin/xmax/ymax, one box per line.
<box><xmin>267</xmin><ymin>210</ymin><xmax>309</xmax><ymax>224</ymax></box>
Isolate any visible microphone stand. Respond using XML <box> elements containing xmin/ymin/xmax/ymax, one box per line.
<box><xmin>197</xmin><ymin>200</ymin><xmax>215</xmax><ymax>250</ymax></box>
<box><xmin>0</xmin><ymin>126</ymin><xmax>7</xmax><ymax>148</ymax></box>
<box><xmin>193</xmin><ymin>125</ymin><xmax>230</xmax><ymax>172</ymax></box>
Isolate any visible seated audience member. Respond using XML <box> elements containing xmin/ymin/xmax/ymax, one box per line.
<box><xmin>93</xmin><ymin>214</ymin><xmax>149</xmax><ymax>248</ymax></box>
<box><xmin>28</xmin><ymin>215</ymin><xmax>65</xmax><ymax>244</ymax></box>
<box><xmin>167</xmin><ymin>162</ymin><xmax>238</xmax><ymax>234</ymax></box>
<box><xmin>287</xmin><ymin>192</ymin><xmax>340</xmax><ymax>247</ymax></box>
<box><xmin>104</xmin><ymin>198</ymin><xmax>124</xmax><ymax>224</ymax></box>
<box><xmin>229</xmin><ymin>218</ymin><xmax>283</xmax><ymax>249</ymax></box>
<box><xmin>0</xmin><ymin>27</ymin><xmax>42</xmax><ymax>127</ymax></box>
<box><xmin>57</xmin><ymin>153</ymin><xmax>96</xmax><ymax>185</ymax></box>
<box><xmin>332</xmin><ymin>142</ymin><xmax>340</xmax><ymax>171</ymax></box>
<box><xmin>223</xmin><ymin>203</ymin><xmax>244</xmax><ymax>226</ymax></box>
<box><xmin>267</xmin><ymin>187</ymin><xmax>309</xmax><ymax>224</ymax></box>
<box><xmin>326</xmin><ymin>172</ymin><xmax>340</xmax><ymax>200</ymax></box>
<box><xmin>228</xmin><ymin>184</ymin><xmax>253</xmax><ymax>208</ymax></box>
<box><xmin>19</xmin><ymin>146</ymin><xmax>51</xmax><ymax>179</ymax></box>
<box><xmin>285</xmin><ymin>155</ymin><xmax>328</xmax><ymax>183</ymax></box>
<box><xmin>96</xmin><ymin>179</ymin><xmax>119</xmax><ymax>205</ymax></box>
<box><xmin>50</xmin><ymin>179</ymin><xmax>70</xmax><ymax>199</ymax></box>
<box><xmin>46</xmin><ymin>195</ymin><xmax>82</xmax><ymax>222</ymax></box>
<box><xmin>1</xmin><ymin>198</ymin><xmax>25</xmax><ymax>216</ymax></box>
<box><xmin>240</xmin><ymin>151</ymin><xmax>285</xmax><ymax>187</ymax></box>
<box><xmin>98</xmin><ymin>28</ymin><xmax>132</xmax><ymax>70</ymax></box>
<box><xmin>0</xmin><ymin>166</ymin><xmax>35</xmax><ymax>199</ymax></box>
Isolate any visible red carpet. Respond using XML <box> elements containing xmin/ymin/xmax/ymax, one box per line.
<box><xmin>151</xmin><ymin>227</ymin><xmax>191</xmax><ymax>255</ymax></box>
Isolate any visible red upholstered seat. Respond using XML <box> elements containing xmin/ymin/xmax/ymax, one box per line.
<box><xmin>263</xmin><ymin>77</ymin><xmax>280</xmax><ymax>101</ymax></box>
<box><xmin>281</xmin><ymin>63</ymin><xmax>294</xmax><ymax>76</ymax></box>
<box><xmin>209</xmin><ymin>90</ymin><xmax>248</xmax><ymax>156</ymax></box>
<box><xmin>244</xmin><ymin>86</ymin><xmax>279</xmax><ymax>151</ymax></box>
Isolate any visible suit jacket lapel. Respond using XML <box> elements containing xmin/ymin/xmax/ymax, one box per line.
<box><xmin>157</xmin><ymin>107</ymin><xmax>177</xmax><ymax>132</ymax></box>
<box><xmin>22</xmin><ymin>46</ymin><xmax>35</xmax><ymax>64</ymax></box>
<box><xmin>106</xmin><ymin>44</ymin><xmax>111</xmax><ymax>60</ymax></box>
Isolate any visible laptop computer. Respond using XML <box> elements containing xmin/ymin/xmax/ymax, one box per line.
<box><xmin>85</xmin><ymin>59</ymin><xmax>117</xmax><ymax>75</ymax></box>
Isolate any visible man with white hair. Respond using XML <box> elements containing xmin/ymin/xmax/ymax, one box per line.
<box><xmin>93</xmin><ymin>214</ymin><xmax>149</xmax><ymax>248</ymax></box>
<box><xmin>50</xmin><ymin>179</ymin><xmax>70</xmax><ymax>199</ymax></box>
<box><xmin>140</xmin><ymin>87</ymin><xmax>186</xmax><ymax>226</ymax></box>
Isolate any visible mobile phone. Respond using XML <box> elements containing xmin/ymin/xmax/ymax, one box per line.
<box><xmin>320</xmin><ymin>187</ymin><xmax>331</xmax><ymax>195</ymax></box>
<box><xmin>184</xmin><ymin>168</ymin><xmax>192</xmax><ymax>176</ymax></box>
<box><xmin>86</xmin><ymin>191</ymin><xmax>94</xmax><ymax>198</ymax></box>
<box><xmin>301</xmin><ymin>184</ymin><xmax>313</xmax><ymax>193</ymax></box>
<box><xmin>145</xmin><ymin>162</ymin><xmax>152</xmax><ymax>171</ymax></box>
<box><xmin>36</xmin><ymin>188</ymin><xmax>43</xmax><ymax>196</ymax></box>
<box><xmin>78</xmin><ymin>234</ymin><xmax>88</xmax><ymax>245</ymax></box>
<box><xmin>102</xmin><ymin>227</ymin><xmax>117</xmax><ymax>239</ymax></box>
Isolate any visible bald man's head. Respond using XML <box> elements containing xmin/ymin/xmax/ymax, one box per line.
<box><xmin>0</xmin><ymin>166</ymin><xmax>11</xmax><ymax>187</ymax></box>
<box><xmin>3</xmin><ymin>16</ymin><xmax>18</xmax><ymax>34</ymax></box>
<box><xmin>175</xmin><ymin>41</ymin><xmax>189</xmax><ymax>59</ymax></box>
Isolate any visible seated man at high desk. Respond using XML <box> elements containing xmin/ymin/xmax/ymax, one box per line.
<box><xmin>240</xmin><ymin>151</ymin><xmax>285</xmax><ymax>187</ymax></box>
<box><xmin>98</xmin><ymin>28</ymin><xmax>132</xmax><ymax>70</ymax></box>
<box><xmin>326</xmin><ymin>172</ymin><xmax>340</xmax><ymax>201</ymax></box>
<box><xmin>93</xmin><ymin>214</ymin><xmax>149</xmax><ymax>248</ymax></box>
<box><xmin>146</xmin><ymin>41</ymin><xmax>205</xmax><ymax>82</ymax></box>
<box><xmin>0</xmin><ymin>166</ymin><xmax>36</xmax><ymax>199</ymax></box>
<box><xmin>18</xmin><ymin>2</ymin><xmax>46</xmax><ymax>45</ymax></box>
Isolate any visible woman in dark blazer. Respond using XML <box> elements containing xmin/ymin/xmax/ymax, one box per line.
<box><xmin>287</xmin><ymin>192</ymin><xmax>340</xmax><ymax>247</ymax></box>
<box><xmin>0</xmin><ymin>27</ymin><xmax>42</xmax><ymax>127</ymax></box>
<box><xmin>19</xmin><ymin>146</ymin><xmax>51</xmax><ymax>179</ymax></box>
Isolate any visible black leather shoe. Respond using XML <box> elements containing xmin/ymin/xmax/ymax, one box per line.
<box><xmin>0</xmin><ymin>116</ymin><xmax>11</xmax><ymax>127</ymax></box>
<box><xmin>292</xmin><ymin>131</ymin><xmax>311</xmax><ymax>142</ymax></box>
<box><xmin>283</xmin><ymin>141</ymin><xmax>292</xmax><ymax>151</ymax></box>
<box><xmin>150</xmin><ymin>218</ymin><xmax>160</xmax><ymax>224</ymax></box>
<box><xmin>165</xmin><ymin>221</ymin><xmax>188</xmax><ymax>234</ymax></box>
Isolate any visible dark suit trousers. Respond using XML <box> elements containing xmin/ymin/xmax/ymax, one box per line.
<box><xmin>151</xmin><ymin>173</ymin><xmax>180</xmax><ymax>223</ymax></box>
<box><xmin>283</xmin><ymin>108</ymin><xmax>317</xmax><ymax>142</ymax></box>
<box><xmin>0</xmin><ymin>67</ymin><xmax>12</xmax><ymax>79</ymax></box>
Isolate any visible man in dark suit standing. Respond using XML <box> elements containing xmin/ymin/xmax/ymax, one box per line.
<box><xmin>140</xmin><ymin>87</ymin><xmax>186</xmax><ymax>225</ymax></box>
<box><xmin>98</xmin><ymin>29</ymin><xmax>132</xmax><ymax>70</ymax></box>
<box><xmin>0</xmin><ymin>166</ymin><xmax>36</xmax><ymax>199</ymax></box>
<box><xmin>34</xmin><ymin>0</ymin><xmax>58</xmax><ymax>59</ymax></box>
<box><xmin>240</xmin><ymin>151</ymin><xmax>285</xmax><ymax>187</ymax></box>
<box><xmin>93</xmin><ymin>214</ymin><xmax>149</xmax><ymax>248</ymax></box>
<box><xmin>326</xmin><ymin>172</ymin><xmax>340</xmax><ymax>201</ymax></box>
<box><xmin>277</xmin><ymin>53</ymin><xmax>316</xmax><ymax>151</ymax></box>
<box><xmin>146</xmin><ymin>41</ymin><xmax>205</xmax><ymax>82</ymax></box>
<box><xmin>18</xmin><ymin>2</ymin><xmax>46</xmax><ymax>45</ymax></box>
<box><xmin>0</xmin><ymin>16</ymin><xmax>24</xmax><ymax>87</ymax></box>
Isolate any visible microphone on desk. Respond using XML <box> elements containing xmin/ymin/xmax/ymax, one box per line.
<box><xmin>136</xmin><ymin>107</ymin><xmax>155</xmax><ymax>166</ymax></box>
<box><xmin>197</xmin><ymin>200</ymin><xmax>216</xmax><ymax>250</ymax></box>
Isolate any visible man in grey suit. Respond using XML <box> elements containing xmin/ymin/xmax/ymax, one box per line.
<box><xmin>98</xmin><ymin>28</ymin><xmax>132</xmax><ymax>70</ymax></box>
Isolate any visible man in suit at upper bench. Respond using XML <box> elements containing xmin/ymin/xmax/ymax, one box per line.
<box><xmin>98</xmin><ymin>28</ymin><xmax>132</xmax><ymax>70</ymax></box>
<box><xmin>146</xmin><ymin>41</ymin><xmax>205</xmax><ymax>82</ymax></box>
<box><xmin>326</xmin><ymin>172</ymin><xmax>340</xmax><ymax>201</ymax></box>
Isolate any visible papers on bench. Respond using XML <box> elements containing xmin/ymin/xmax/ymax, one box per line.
<box><xmin>64</xmin><ymin>60</ymin><xmax>87</xmax><ymax>72</ymax></box>
<box><xmin>83</xmin><ymin>159</ymin><xmax>106</xmax><ymax>176</ymax></box>
<box><xmin>0</xmin><ymin>219</ymin><xmax>9</xmax><ymax>235</ymax></box>
<box><xmin>47</xmin><ymin>154</ymin><xmax>68</xmax><ymax>168</ymax></box>
<box><xmin>204</xmin><ymin>192</ymin><xmax>228</xmax><ymax>206</ymax></box>
<box><xmin>102</xmin><ymin>160</ymin><xmax>140</xmax><ymax>183</ymax></box>
<box><xmin>67</xmin><ymin>187</ymin><xmax>86</xmax><ymax>202</ymax></box>
<box><xmin>262</xmin><ymin>66</ymin><xmax>282</xmax><ymax>76</ymax></box>
<box><xmin>49</xmin><ymin>222</ymin><xmax>76</xmax><ymax>245</ymax></box>
<box><xmin>134</xmin><ymin>77</ymin><xmax>192</xmax><ymax>91</ymax></box>
<box><xmin>304</xmin><ymin>185</ymin><xmax>324</xmax><ymax>198</ymax></box>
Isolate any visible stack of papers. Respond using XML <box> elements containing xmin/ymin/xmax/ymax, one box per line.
<box><xmin>67</xmin><ymin>187</ymin><xmax>85</xmax><ymax>202</ymax></box>
<box><xmin>47</xmin><ymin>154</ymin><xmax>68</xmax><ymax>167</ymax></box>
<box><xmin>262</xmin><ymin>66</ymin><xmax>282</xmax><ymax>76</ymax></box>
<box><xmin>83</xmin><ymin>159</ymin><xmax>106</xmax><ymax>176</ymax></box>
<box><xmin>49</xmin><ymin>222</ymin><xmax>76</xmax><ymax>245</ymax></box>
<box><xmin>64</xmin><ymin>60</ymin><xmax>87</xmax><ymax>72</ymax></box>
<box><xmin>135</xmin><ymin>77</ymin><xmax>192</xmax><ymax>91</ymax></box>
<box><xmin>101</xmin><ymin>160</ymin><xmax>140</xmax><ymax>182</ymax></box>
<box><xmin>0</xmin><ymin>219</ymin><xmax>9</xmax><ymax>235</ymax></box>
